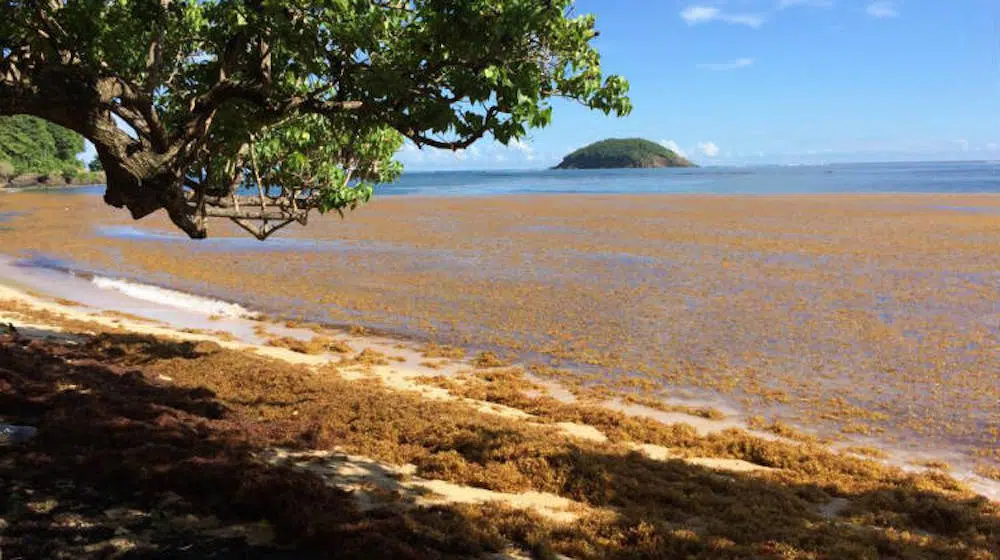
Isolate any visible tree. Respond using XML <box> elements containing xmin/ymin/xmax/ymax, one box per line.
<box><xmin>88</xmin><ymin>158</ymin><xmax>103</xmax><ymax>172</ymax></box>
<box><xmin>1</xmin><ymin>1</ymin><xmax>631</xmax><ymax>239</ymax></box>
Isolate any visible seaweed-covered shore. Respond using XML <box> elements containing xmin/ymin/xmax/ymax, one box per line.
<box><xmin>0</xmin><ymin>283</ymin><xmax>997</xmax><ymax>558</ymax></box>
<box><xmin>0</xmin><ymin>191</ymin><xmax>997</xmax><ymax>470</ymax></box>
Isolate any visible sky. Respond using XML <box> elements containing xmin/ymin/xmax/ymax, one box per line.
<box><xmin>80</xmin><ymin>1</ymin><xmax>999</xmax><ymax>169</ymax></box>
<box><xmin>401</xmin><ymin>0</ymin><xmax>1000</xmax><ymax>169</ymax></box>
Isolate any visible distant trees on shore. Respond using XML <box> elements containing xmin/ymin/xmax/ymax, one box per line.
<box><xmin>0</xmin><ymin>115</ymin><xmax>83</xmax><ymax>178</ymax></box>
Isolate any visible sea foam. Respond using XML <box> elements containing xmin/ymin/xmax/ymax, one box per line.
<box><xmin>90</xmin><ymin>276</ymin><xmax>254</xmax><ymax>318</ymax></box>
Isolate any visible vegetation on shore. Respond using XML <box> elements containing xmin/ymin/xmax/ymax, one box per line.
<box><xmin>554</xmin><ymin>138</ymin><xmax>697</xmax><ymax>169</ymax></box>
<box><xmin>0</xmin><ymin>115</ymin><xmax>103</xmax><ymax>188</ymax></box>
<box><xmin>0</xmin><ymin>299</ymin><xmax>996</xmax><ymax>559</ymax></box>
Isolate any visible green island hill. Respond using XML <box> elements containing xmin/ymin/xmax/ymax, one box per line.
<box><xmin>553</xmin><ymin>138</ymin><xmax>697</xmax><ymax>169</ymax></box>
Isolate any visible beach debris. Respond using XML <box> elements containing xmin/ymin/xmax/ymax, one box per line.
<box><xmin>0</xmin><ymin>423</ymin><xmax>38</xmax><ymax>444</ymax></box>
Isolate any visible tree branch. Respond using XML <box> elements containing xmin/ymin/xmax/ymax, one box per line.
<box><xmin>404</xmin><ymin>107</ymin><xmax>499</xmax><ymax>150</ymax></box>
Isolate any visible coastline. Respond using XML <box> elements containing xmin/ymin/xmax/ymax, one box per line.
<box><xmin>1</xmin><ymin>180</ymin><xmax>999</xmax><ymax>554</ymax></box>
<box><xmin>0</xmin><ymin>172</ymin><xmax>106</xmax><ymax>190</ymax></box>
<box><xmin>1</xmin><ymin>257</ymin><xmax>998</xmax><ymax>556</ymax></box>
<box><xmin>1</xmin><ymin>189</ymin><xmax>997</xmax><ymax>470</ymax></box>
<box><xmin>1</xmin><ymin>258</ymin><xmax>997</xmax><ymax>502</ymax></box>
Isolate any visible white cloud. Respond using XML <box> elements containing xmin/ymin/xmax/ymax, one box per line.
<box><xmin>506</xmin><ymin>139</ymin><xmax>535</xmax><ymax>161</ymax></box>
<box><xmin>698</xmin><ymin>142</ymin><xmax>721</xmax><ymax>157</ymax></box>
<box><xmin>680</xmin><ymin>5</ymin><xmax>765</xmax><ymax>28</ymax></box>
<box><xmin>697</xmin><ymin>57</ymin><xmax>755</xmax><ymax>71</ymax></box>
<box><xmin>680</xmin><ymin>5</ymin><xmax>719</xmax><ymax>24</ymax></box>
<box><xmin>659</xmin><ymin>140</ymin><xmax>688</xmax><ymax>158</ymax></box>
<box><xmin>399</xmin><ymin>141</ymin><xmax>424</xmax><ymax>162</ymax></box>
<box><xmin>778</xmin><ymin>0</ymin><xmax>833</xmax><ymax>8</ymax></box>
<box><xmin>509</xmin><ymin>138</ymin><xmax>533</xmax><ymax>153</ymax></box>
<box><xmin>866</xmin><ymin>1</ymin><xmax>899</xmax><ymax>18</ymax></box>
<box><xmin>396</xmin><ymin>138</ymin><xmax>551</xmax><ymax>169</ymax></box>
<box><xmin>427</xmin><ymin>144</ymin><xmax>481</xmax><ymax>162</ymax></box>
<box><xmin>724</xmin><ymin>13</ymin><xmax>766</xmax><ymax>27</ymax></box>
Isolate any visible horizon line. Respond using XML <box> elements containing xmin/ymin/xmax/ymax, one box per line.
<box><xmin>398</xmin><ymin>159</ymin><xmax>999</xmax><ymax>173</ymax></box>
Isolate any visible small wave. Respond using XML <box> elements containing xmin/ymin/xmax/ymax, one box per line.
<box><xmin>90</xmin><ymin>276</ymin><xmax>255</xmax><ymax>318</ymax></box>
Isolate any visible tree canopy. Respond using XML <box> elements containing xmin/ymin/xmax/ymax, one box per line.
<box><xmin>0</xmin><ymin>115</ymin><xmax>85</xmax><ymax>177</ymax></box>
<box><xmin>554</xmin><ymin>138</ymin><xmax>695</xmax><ymax>169</ymax></box>
<box><xmin>1</xmin><ymin>0</ymin><xmax>631</xmax><ymax>239</ymax></box>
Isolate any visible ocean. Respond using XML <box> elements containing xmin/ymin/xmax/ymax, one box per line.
<box><xmin>40</xmin><ymin>160</ymin><xmax>1000</xmax><ymax>198</ymax></box>
<box><xmin>374</xmin><ymin>161</ymin><xmax>1000</xmax><ymax>197</ymax></box>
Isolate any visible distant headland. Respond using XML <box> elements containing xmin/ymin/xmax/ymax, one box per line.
<box><xmin>0</xmin><ymin>115</ymin><xmax>104</xmax><ymax>189</ymax></box>
<box><xmin>553</xmin><ymin>138</ymin><xmax>697</xmax><ymax>169</ymax></box>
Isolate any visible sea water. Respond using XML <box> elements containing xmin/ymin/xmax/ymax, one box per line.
<box><xmin>32</xmin><ymin>160</ymin><xmax>1000</xmax><ymax>198</ymax></box>
<box><xmin>375</xmin><ymin>161</ymin><xmax>1000</xmax><ymax>196</ymax></box>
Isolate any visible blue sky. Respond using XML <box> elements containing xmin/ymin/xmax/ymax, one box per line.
<box><xmin>402</xmin><ymin>0</ymin><xmax>1000</xmax><ymax>169</ymax></box>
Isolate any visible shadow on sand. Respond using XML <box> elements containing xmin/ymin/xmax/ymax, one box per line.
<box><xmin>0</xmin><ymin>330</ymin><xmax>996</xmax><ymax>559</ymax></box>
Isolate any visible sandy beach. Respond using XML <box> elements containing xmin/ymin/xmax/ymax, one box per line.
<box><xmin>0</xmin><ymin>187</ymin><xmax>998</xmax><ymax>556</ymax></box>
<box><xmin>1</xmin><ymin>267</ymin><xmax>998</xmax><ymax>557</ymax></box>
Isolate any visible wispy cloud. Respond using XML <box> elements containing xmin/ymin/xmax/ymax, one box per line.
<box><xmin>697</xmin><ymin>57</ymin><xmax>755</xmax><ymax>71</ymax></box>
<box><xmin>698</xmin><ymin>142</ymin><xmax>721</xmax><ymax>157</ymax></box>
<box><xmin>778</xmin><ymin>0</ymin><xmax>833</xmax><ymax>8</ymax></box>
<box><xmin>509</xmin><ymin>138</ymin><xmax>535</xmax><ymax>161</ymax></box>
<box><xmin>400</xmin><ymin>140</ymin><xmax>424</xmax><ymax>162</ymax></box>
<box><xmin>659</xmin><ymin>140</ymin><xmax>688</xmax><ymax>158</ymax></box>
<box><xmin>509</xmin><ymin>138</ymin><xmax>533</xmax><ymax>153</ymax></box>
<box><xmin>866</xmin><ymin>1</ymin><xmax>899</xmax><ymax>18</ymax></box>
<box><xmin>680</xmin><ymin>5</ymin><xmax>766</xmax><ymax>28</ymax></box>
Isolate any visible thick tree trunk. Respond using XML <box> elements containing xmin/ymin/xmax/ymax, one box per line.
<box><xmin>2</xmin><ymin>64</ymin><xmax>207</xmax><ymax>238</ymax></box>
<box><xmin>99</xmin><ymin>155</ymin><xmax>206</xmax><ymax>239</ymax></box>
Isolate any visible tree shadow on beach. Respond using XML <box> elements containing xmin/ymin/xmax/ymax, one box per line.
<box><xmin>531</xmin><ymin>447</ymin><xmax>997</xmax><ymax>558</ymax></box>
<box><xmin>0</xmin><ymin>330</ymin><xmax>996</xmax><ymax>559</ymax></box>
<box><xmin>0</xmin><ymin>332</ymin><xmax>503</xmax><ymax>559</ymax></box>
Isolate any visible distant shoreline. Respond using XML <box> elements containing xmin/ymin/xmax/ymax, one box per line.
<box><xmin>0</xmin><ymin>171</ymin><xmax>106</xmax><ymax>190</ymax></box>
<box><xmin>5</xmin><ymin>161</ymin><xmax>998</xmax><ymax>198</ymax></box>
<box><xmin>399</xmin><ymin>159</ymin><xmax>1000</xmax><ymax>174</ymax></box>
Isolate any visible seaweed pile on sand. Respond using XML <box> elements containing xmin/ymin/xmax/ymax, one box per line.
<box><xmin>0</xmin><ymin>304</ymin><xmax>997</xmax><ymax>558</ymax></box>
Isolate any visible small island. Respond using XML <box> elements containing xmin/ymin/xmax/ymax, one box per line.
<box><xmin>553</xmin><ymin>138</ymin><xmax>697</xmax><ymax>169</ymax></box>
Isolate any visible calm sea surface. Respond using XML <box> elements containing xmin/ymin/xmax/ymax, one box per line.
<box><xmin>377</xmin><ymin>161</ymin><xmax>1000</xmax><ymax>196</ymax></box>
<box><xmin>44</xmin><ymin>160</ymin><xmax>1000</xmax><ymax>198</ymax></box>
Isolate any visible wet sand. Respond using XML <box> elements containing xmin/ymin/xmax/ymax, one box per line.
<box><xmin>0</xmin><ymin>190</ymin><xmax>997</xmax><ymax>471</ymax></box>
